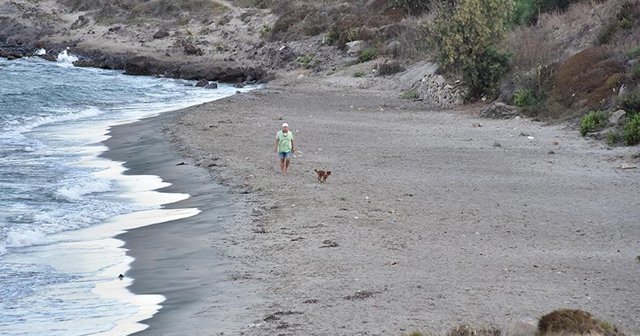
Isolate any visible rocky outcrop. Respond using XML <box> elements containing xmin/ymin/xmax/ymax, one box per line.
<box><xmin>123</xmin><ymin>55</ymin><xmax>170</xmax><ymax>76</ymax></box>
<box><xmin>67</xmin><ymin>48</ymin><xmax>269</xmax><ymax>83</ymax></box>
<box><xmin>480</xmin><ymin>102</ymin><xmax>518</xmax><ymax>119</ymax></box>
<box><xmin>152</xmin><ymin>28</ymin><xmax>170</xmax><ymax>39</ymax></box>
<box><xmin>415</xmin><ymin>72</ymin><xmax>464</xmax><ymax>108</ymax></box>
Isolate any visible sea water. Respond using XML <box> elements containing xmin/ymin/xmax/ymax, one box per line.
<box><xmin>0</xmin><ymin>55</ymin><xmax>249</xmax><ymax>335</ymax></box>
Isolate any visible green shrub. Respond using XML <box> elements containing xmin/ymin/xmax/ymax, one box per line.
<box><xmin>465</xmin><ymin>46</ymin><xmax>511</xmax><ymax>99</ymax></box>
<box><xmin>400</xmin><ymin>90</ymin><xmax>419</xmax><ymax>100</ymax></box>
<box><xmin>324</xmin><ymin>26</ymin><xmax>339</xmax><ymax>45</ymax></box>
<box><xmin>429</xmin><ymin>0</ymin><xmax>513</xmax><ymax>100</ymax></box>
<box><xmin>347</xmin><ymin>28</ymin><xmax>360</xmax><ymax>42</ymax></box>
<box><xmin>513</xmin><ymin>88</ymin><xmax>537</xmax><ymax>107</ymax></box>
<box><xmin>358</xmin><ymin>48</ymin><xmax>377</xmax><ymax>63</ymax></box>
<box><xmin>296</xmin><ymin>54</ymin><xmax>315</xmax><ymax>68</ymax></box>
<box><xmin>512</xmin><ymin>0</ymin><xmax>538</xmax><ymax>26</ymax></box>
<box><xmin>580</xmin><ymin>110</ymin><xmax>608</xmax><ymax>136</ymax></box>
<box><xmin>260</xmin><ymin>24</ymin><xmax>272</xmax><ymax>39</ymax></box>
<box><xmin>606</xmin><ymin>132</ymin><xmax>620</xmax><ymax>145</ymax></box>
<box><xmin>618</xmin><ymin>91</ymin><xmax>640</xmax><ymax>113</ymax></box>
<box><xmin>536</xmin><ymin>0</ymin><xmax>581</xmax><ymax>12</ymax></box>
<box><xmin>627</xmin><ymin>46</ymin><xmax>640</xmax><ymax>59</ymax></box>
<box><xmin>624</xmin><ymin>113</ymin><xmax>640</xmax><ymax>145</ymax></box>
<box><xmin>389</xmin><ymin>0</ymin><xmax>433</xmax><ymax>16</ymax></box>
<box><xmin>353</xmin><ymin>71</ymin><xmax>366</xmax><ymax>78</ymax></box>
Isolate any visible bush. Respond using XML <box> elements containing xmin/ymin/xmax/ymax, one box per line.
<box><xmin>324</xmin><ymin>26</ymin><xmax>339</xmax><ymax>45</ymax></box>
<box><xmin>538</xmin><ymin>309</ymin><xmax>625</xmax><ymax>336</ymax></box>
<box><xmin>429</xmin><ymin>0</ymin><xmax>513</xmax><ymax>100</ymax></box>
<box><xmin>260</xmin><ymin>24</ymin><xmax>272</xmax><ymax>40</ymax></box>
<box><xmin>596</xmin><ymin>1</ymin><xmax>640</xmax><ymax>45</ymax></box>
<box><xmin>513</xmin><ymin>88</ymin><xmax>536</xmax><ymax>107</ymax></box>
<box><xmin>624</xmin><ymin>113</ymin><xmax>640</xmax><ymax>145</ymax></box>
<box><xmin>296</xmin><ymin>54</ymin><xmax>314</xmax><ymax>68</ymax></box>
<box><xmin>536</xmin><ymin>0</ymin><xmax>581</xmax><ymax>12</ymax></box>
<box><xmin>389</xmin><ymin>0</ymin><xmax>433</xmax><ymax>16</ymax></box>
<box><xmin>358</xmin><ymin>48</ymin><xmax>378</xmax><ymax>63</ymax></box>
<box><xmin>606</xmin><ymin>132</ymin><xmax>620</xmax><ymax>145</ymax></box>
<box><xmin>627</xmin><ymin>46</ymin><xmax>640</xmax><ymax>59</ymax></box>
<box><xmin>353</xmin><ymin>71</ymin><xmax>366</xmax><ymax>78</ymax></box>
<box><xmin>512</xmin><ymin>0</ymin><xmax>538</xmax><ymax>26</ymax></box>
<box><xmin>447</xmin><ymin>324</ymin><xmax>500</xmax><ymax>336</ymax></box>
<box><xmin>618</xmin><ymin>91</ymin><xmax>640</xmax><ymax>113</ymax></box>
<box><xmin>580</xmin><ymin>110</ymin><xmax>608</xmax><ymax>136</ymax></box>
<box><xmin>400</xmin><ymin>90</ymin><xmax>419</xmax><ymax>100</ymax></box>
<box><xmin>466</xmin><ymin>46</ymin><xmax>511</xmax><ymax>99</ymax></box>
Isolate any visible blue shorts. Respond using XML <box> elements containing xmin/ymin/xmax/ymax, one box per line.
<box><xmin>278</xmin><ymin>151</ymin><xmax>292</xmax><ymax>160</ymax></box>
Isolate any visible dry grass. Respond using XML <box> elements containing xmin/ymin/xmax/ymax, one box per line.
<box><xmin>447</xmin><ymin>325</ymin><xmax>500</xmax><ymax>336</ymax></box>
<box><xmin>507</xmin><ymin>26</ymin><xmax>562</xmax><ymax>72</ymax></box>
<box><xmin>58</xmin><ymin>0</ymin><xmax>229</xmax><ymax>23</ymax></box>
<box><xmin>545</xmin><ymin>46</ymin><xmax>626</xmax><ymax>119</ymax></box>
<box><xmin>538</xmin><ymin>309</ymin><xmax>626</xmax><ymax>336</ymax></box>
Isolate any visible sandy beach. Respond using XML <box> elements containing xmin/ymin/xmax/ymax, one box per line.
<box><xmin>107</xmin><ymin>77</ymin><xmax>640</xmax><ymax>335</ymax></box>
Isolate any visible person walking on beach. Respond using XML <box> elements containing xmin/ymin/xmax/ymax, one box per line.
<box><xmin>275</xmin><ymin>122</ymin><xmax>295</xmax><ymax>175</ymax></box>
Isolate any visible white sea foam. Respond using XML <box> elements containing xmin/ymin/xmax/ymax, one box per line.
<box><xmin>13</xmin><ymin>106</ymin><xmax>105</xmax><ymax>134</ymax></box>
<box><xmin>4</xmin><ymin>229</ymin><xmax>48</xmax><ymax>249</ymax></box>
<box><xmin>56</xmin><ymin>48</ymin><xmax>79</xmax><ymax>64</ymax></box>
<box><xmin>36</xmin><ymin>48</ymin><xmax>46</xmax><ymax>56</ymax></box>
<box><xmin>55</xmin><ymin>178</ymin><xmax>113</xmax><ymax>202</ymax></box>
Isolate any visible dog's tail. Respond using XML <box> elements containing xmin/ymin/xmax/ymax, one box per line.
<box><xmin>314</xmin><ymin>169</ymin><xmax>318</xmax><ymax>173</ymax></box>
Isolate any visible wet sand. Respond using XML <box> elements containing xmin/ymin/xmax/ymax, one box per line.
<box><xmin>102</xmin><ymin>112</ymin><xmax>264</xmax><ymax>335</ymax></box>
<box><xmin>105</xmin><ymin>77</ymin><xmax>640</xmax><ymax>335</ymax></box>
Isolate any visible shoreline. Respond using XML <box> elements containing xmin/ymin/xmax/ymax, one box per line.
<box><xmin>101</xmin><ymin>111</ymin><xmax>264</xmax><ymax>335</ymax></box>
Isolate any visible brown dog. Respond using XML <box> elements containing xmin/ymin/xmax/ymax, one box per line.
<box><xmin>314</xmin><ymin>169</ymin><xmax>331</xmax><ymax>183</ymax></box>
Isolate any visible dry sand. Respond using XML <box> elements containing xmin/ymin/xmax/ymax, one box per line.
<box><xmin>113</xmin><ymin>77</ymin><xmax>639</xmax><ymax>335</ymax></box>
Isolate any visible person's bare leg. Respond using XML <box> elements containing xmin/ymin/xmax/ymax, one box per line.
<box><xmin>280</xmin><ymin>159</ymin><xmax>285</xmax><ymax>174</ymax></box>
<box><xmin>284</xmin><ymin>158</ymin><xmax>291</xmax><ymax>174</ymax></box>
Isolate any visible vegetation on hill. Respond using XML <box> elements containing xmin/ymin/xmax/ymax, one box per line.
<box><xmin>46</xmin><ymin>0</ymin><xmax>640</xmax><ymax>146</ymax></box>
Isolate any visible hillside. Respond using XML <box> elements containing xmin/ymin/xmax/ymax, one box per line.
<box><xmin>1</xmin><ymin>0</ymin><xmax>638</xmax><ymax>132</ymax></box>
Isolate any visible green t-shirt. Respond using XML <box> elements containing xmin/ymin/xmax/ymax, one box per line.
<box><xmin>276</xmin><ymin>130</ymin><xmax>294</xmax><ymax>153</ymax></box>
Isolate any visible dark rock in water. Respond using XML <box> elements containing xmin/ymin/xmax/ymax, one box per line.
<box><xmin>72</xmin><ymin>59</ymin><xmax>96</xmax><ymax>67</ymax></box>
<box><xmin>480</xmin><ymin>102</ymin><xmax>518</xmax><ymax>119</ymax></box>
<box><xmin>195</xmin><ymin>79</ymin><xmax>208</xmax><ymax>87</ymax></box>
<box><xmin>204</xmin><ymin>82</ymin><xmax>218</xmax><ymax>89</ymax></box>
<box><xmin>184</xmin><ymin>83</ymin><xmax>194</xmax><ymax>87</ymax></box>
<box><xmin>123</xmin><ymin>55</ymin><xmax>169</xmax><ymax>76</ymax></box>
<box><xmin>153</xmin><ymin>28</ymin><xmax>170</xmax><ymax>39</ymax></box>
<box><xmin>233</xmin><ymin>82</ymin><xmax>244</xmax><ymax>88</ymax></box>
<box><xmin>41</xmin><ymin>53</ymin><xmax>57</xmax><ymax>62</ymax></box>
<box><xmin>0</xmin><ymin>46</ymin><xmax>29</xmax><ymax>60</ymax></box>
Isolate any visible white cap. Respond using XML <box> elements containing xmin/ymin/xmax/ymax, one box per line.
<box><xmin>282</xmin><ymin>123</ymin><xmax>289</xmax><ymax>127</ymax></box>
